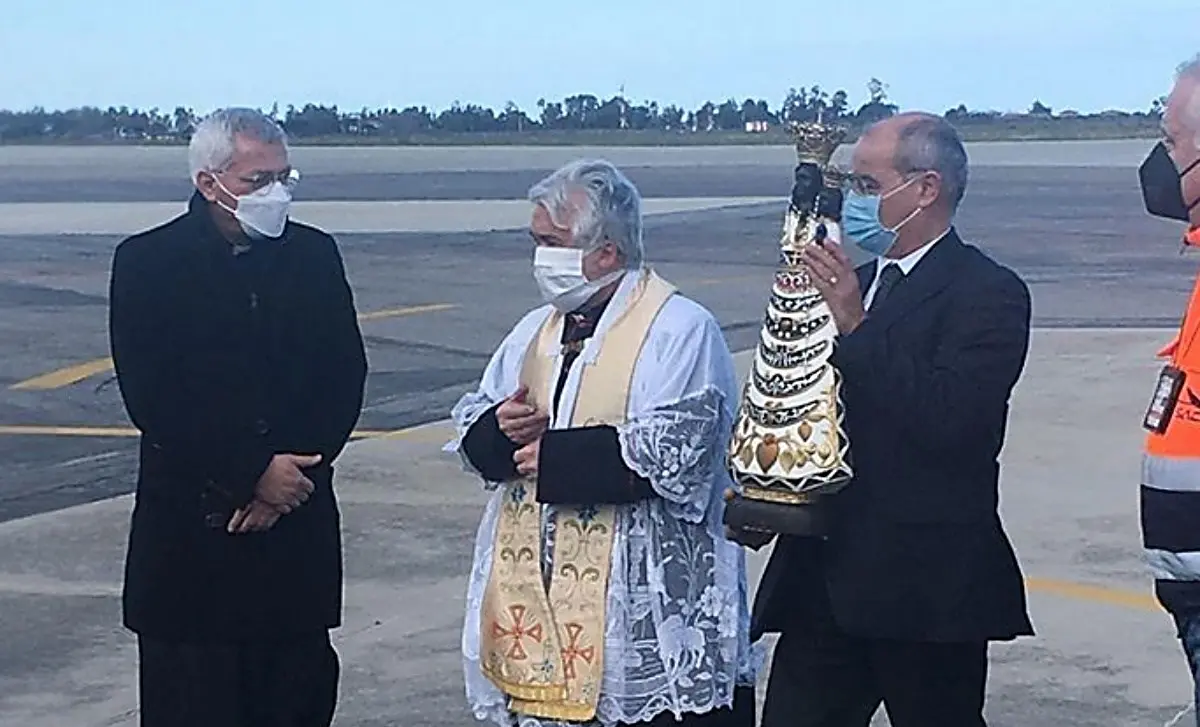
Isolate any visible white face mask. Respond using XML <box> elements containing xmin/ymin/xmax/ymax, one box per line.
<box><xmin>533</xmin><ymin>246</ymin><xmax>624</xmax><ymax>312</ymax></box>
<box><xmin>212</xmin><ymin>175</ymin><xmax>294</xmax><ymax>239</ymax></box>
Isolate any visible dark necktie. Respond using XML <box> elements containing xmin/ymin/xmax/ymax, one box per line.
<box><xmin>870</xmin><ymin>263</ymin><xmax>904</xmax><ymax>310</ymax></box>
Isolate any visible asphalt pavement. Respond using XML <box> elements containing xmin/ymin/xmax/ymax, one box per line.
<box><xmin>0</xmin><ymin>162</ymin><xmax>1190</xmax><ymax>521</ymax></box>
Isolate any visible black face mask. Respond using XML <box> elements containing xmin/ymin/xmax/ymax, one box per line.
<box><xmin>1140</xmin><ymin>141</ymin><xmax>1200</xmax><ymax>221</ymax></box>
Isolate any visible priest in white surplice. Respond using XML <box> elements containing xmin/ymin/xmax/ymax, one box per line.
<box><xmin>445</xmin><ymin>159</ymin><xmax>758</xmax><ymax>727</ymax></box>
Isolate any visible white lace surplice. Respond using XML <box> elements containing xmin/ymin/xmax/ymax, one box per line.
<box><xmin>444</xmin><ymin>274</ymin><xmax>760</xmax><ymax>727</ymax></box>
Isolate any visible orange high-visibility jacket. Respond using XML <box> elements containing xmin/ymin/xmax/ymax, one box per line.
<box><xmin>1143</xmin><ymin>254</ymin><xmax>1200</xmax><ymax>614</ymax></box>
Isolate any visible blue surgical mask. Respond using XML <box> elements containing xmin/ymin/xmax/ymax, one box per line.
<box><xmin>842</xmin><ymin>177</ymin><xmax>922</xmax><ymax>258</ymax></box>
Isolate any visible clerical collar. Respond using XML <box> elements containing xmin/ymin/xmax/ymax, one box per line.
<box><xmin>561</xmin><ymin>294</ymin><xmax>613</xmax><ymax>353</ymax></box>
<box><xmin>188</xmin><ymin>191</ymin><xmax>254</xmax><ymax>256</ymax></box>
<box><xmin>566</xmin><ymin>302</ymin><xmax>604</xmax><ymax>334</ymax></box>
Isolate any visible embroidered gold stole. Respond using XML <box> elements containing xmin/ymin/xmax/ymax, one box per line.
<box><xmin>479</xmin><ymin>269</ymin><xmax>677</xmax><ymax>722</ymax></box>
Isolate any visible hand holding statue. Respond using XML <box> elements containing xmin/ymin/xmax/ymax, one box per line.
<box><xmin>800</xmin><ymin>240</ymin><xmax>865</xmax><ymax>336</ymax></box>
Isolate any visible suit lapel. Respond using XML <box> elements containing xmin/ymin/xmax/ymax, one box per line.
<box><xmin>860</xmin><ymin>228</ymin><xmax>967</xmax><ymax>332</ymax></box>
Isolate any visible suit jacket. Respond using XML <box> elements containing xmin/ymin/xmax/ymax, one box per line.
<box><xmin>751</xmin><ymin>229</ymin><xmax>1035</xmax><ymax>644</ymax></box>
<box><xmin>108</xmin><ymin>193</ymin><xmax>368</xmax><ymax>640</ymax></box>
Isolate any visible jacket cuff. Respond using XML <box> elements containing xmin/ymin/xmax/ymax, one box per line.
<box><xmin>461</xmin><ymin>405</ymin><xmax>519</xmax><ymax>482</ymax></box>
<box><xmin>537</xmin><ymin>426</ymin><xmax>654</xmax><ymax>505</ymax></box>
<box><xmin>207</xmin><ymin>439</ymin><xmax>274</xmax><ymax>509</ymax></box>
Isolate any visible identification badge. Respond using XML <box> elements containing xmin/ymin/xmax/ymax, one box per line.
<box><xmin>1144</xmin><ymin>365</ymin><xmax>1186</xmax><ymax>433</ymax></box>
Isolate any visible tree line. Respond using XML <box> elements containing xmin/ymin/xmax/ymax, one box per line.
<box><xmin>0</xmin><ymin>78</ymin><xmax>1166</xmax><ymax>143</ymax></box>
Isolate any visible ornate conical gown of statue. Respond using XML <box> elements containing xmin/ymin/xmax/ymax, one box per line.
<box><xmin>724</xmin><ymin>121</ymin><xmax>855</xmax><ymax>537</ymax></box>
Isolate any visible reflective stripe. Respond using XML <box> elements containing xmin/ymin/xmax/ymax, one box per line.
<box><xmin>1147</xmin><ymin>548</ymin><xmax>1200</xmax><ymax>582</ymax></box>
<box><xmin>1142</xmin><ymin>484</ymin><xmax>1200</xmax><ymax>552</ymax></box>
<box><xmin>1143</xmin><ymin>453</ymin><xmax>1200</xmax><ymax>492</ymax></box>
<box><xmin>1144</xmin><ymin>267</ymin><xmax>1200</xmax><ymax>586</ymax></box>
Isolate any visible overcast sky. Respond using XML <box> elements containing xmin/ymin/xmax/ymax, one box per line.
<box><xmin>3</xmin><ymin>0</ymin><xmax>1197</xmax><ymax>115</ymax></box>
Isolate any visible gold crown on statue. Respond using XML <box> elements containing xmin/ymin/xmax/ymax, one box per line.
<box><xmin>822</xmin><ymin>165</ymin><xmax>849</xmax><ymax>189</ymax></box>
<box><xmin>790</xmin><ymin>121</ymin><xmax>847</xmax><ymax>167</ymax></box>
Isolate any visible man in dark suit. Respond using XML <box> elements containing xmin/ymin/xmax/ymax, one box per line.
<box><xmin>108</xmin><ymin>107</ymin><xmax>368</xmax><ymax>726</ymax></box>
<box><xmin>738</xmin><ymin>112</ymin><xmax>1034</xmax><ymax>726</ymax></box>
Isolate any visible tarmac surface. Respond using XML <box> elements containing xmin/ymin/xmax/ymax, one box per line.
<box><xmin>0</xmin><ymin>140</ymin><xmax>1196</xmax><ymax>726</ymax></box>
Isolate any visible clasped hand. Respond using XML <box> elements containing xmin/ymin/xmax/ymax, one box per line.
<box><xmin>799</xmin><ymin>240</ymin><xmax>865</xmax><ymax>336</ymax></box>
<box><xmin>497</xmin><ymin>385</ymin><xmax>549</xmax><ymax>477</ymax></box>
<box><xmin>227</xmin><ymin>452</ymin><xmax>321</xmax><ymax>534</ymax></box>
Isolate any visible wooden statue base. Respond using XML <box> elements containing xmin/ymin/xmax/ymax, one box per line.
<box><xmin>722</xmin><ymin>491</ymin><xmax>832</xmax><ymax>537</ymax></box>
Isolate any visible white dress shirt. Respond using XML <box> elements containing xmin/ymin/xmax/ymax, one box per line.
<box><xmin>862</xmin><ymin>228</ymin><xmax>952</xmax><ymax>309</ymax></box>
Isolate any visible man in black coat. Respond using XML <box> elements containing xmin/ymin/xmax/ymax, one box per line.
<box><xmin>107</xmin><ymin>107</ymin><xmax>367</xmax><ymax>727</ymax></box>
<box><xmin>737</xmin><ymin>112</ymin><xmax>1034</xmax><ymax>726</ymax></box>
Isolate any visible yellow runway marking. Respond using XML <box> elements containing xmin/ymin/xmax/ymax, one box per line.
<box><xmin>0</xmin><ymin>425</ymin><xmax>138</xmax><ymax>437</ymax></box>
<box><xmin>0</xmin><ymin>419</ymin><xmax>1174</xmax><ymax>617</ymax></box>
<box><xmin>10</xmin><ymin>357</ymin><xmax>115</xmax><ymax>391</ymax></box>
<box><xmin>1025</xmin><ymin>576</ymin><xmax>1162</xmax><ymax>612</ymax></box>
<box><xmin>357</xmin><ymin>302</ymin><xmax>458</xmax><ymax>322</ymax></box>
<box><xmin>9</xmin><ymin>302</ymin><xmax>459</xmax><ymax>391</ymax></box>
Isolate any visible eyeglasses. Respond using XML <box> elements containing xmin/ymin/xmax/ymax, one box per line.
<box><xmin>842</xmin><ymin>168</ymin><xmax>931</xmax><ymax>196</ymax></box>
<box><xmin>235</xmin><ymin>168</ymin><xmax>300</xmax><ymax>192</ymax></box>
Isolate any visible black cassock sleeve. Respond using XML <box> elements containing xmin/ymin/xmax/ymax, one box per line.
<box><xmin>461</xmin><ymin>405</ymin><xmax>520</xmax><ymax>482</ymax></box>
<box><xmin>536</xmin><ymin>426</ymin><xmax>655</xmax><ymax>505</ymax></box>
<box><xmin>296</xmin><ymin>238</ymin><xmax>368</xmax><ymax>466</ymax></box>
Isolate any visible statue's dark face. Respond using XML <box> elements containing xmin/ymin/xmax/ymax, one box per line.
<box><xmin>791</xmin><ymin>163</ymin><xmax>823</xmax><ymax>210</ymax></box>
<box><xmin>817</xmin><ymin>186</ymin><xmax>844</xmax><ymax>221</ymax></box>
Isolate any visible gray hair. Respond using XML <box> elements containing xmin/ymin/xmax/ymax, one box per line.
<box><xmin>187</xmin><ymin>107</ymin><xmax>288</xmax><ymax>182</ymax></box>
<box><xmin>1177</xmin><ymin>53</ymin><xmax>1200</xmax><ymax>81</ymax></box>
<box><xmin>893</xmin><ymin>114</ymin><xmax>969</xmax><ymax>211</ymax></box>
<box><xmin>1177</xmin><ymin>54</ymin><xmax>1200</xmax><ymax>137</ymax></box>
<box><xmin>528</xmin><ymin>159</ymin><xmax>644</xmax><ymax>268</ymax></box>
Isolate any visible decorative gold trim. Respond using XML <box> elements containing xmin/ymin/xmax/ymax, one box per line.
<box><xmin>511</xmin><ymin>698</ymin><xmax>610</xmax><ymax>723</ymax></box>
<box><xmin>743</xmin><ymin>398</ymin><xmax>820</xmax><ymax>428</ymax></box>
<box><xmin>822</xmin><ymin>165</ymin><xmax>849</xmax><ymax>190</ymax></box>
<box><xmin>758</xmin><ymin>340</ymin><xmax>829</xmax><ymax>370</ymax></box>
<box><xmin>479</xmin><ymin>269</ymin><xmax>678</xmax><ymax>723</ymax></box>
<box><xmin>752</xmin><ymin>366</ymin><xmax>825</xmax><ymax>399</ymax></box>
<box><xmin>740</xmin><ymin>487</ymin><xmax>816</xmax><ymax>505</ymax></box>
<box><xmin>764</xmin><ymin>311</ymin><xmax>831</xmax><ymax>343</ymax></box>
<box><xmin>769</xmin><ymin>292</ymin><xmax>823</xmax><ymax>315</ymax></box>
<box><xmin>790</xmin><ymin>121</ymin><xmax>848</xmax><ymax>166</ymax></box>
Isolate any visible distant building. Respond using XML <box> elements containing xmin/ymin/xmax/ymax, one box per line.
<box><xmin>744</xmin><ymin>120</ymin><xmax>769</xmax><ymax>133</ymax></box>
